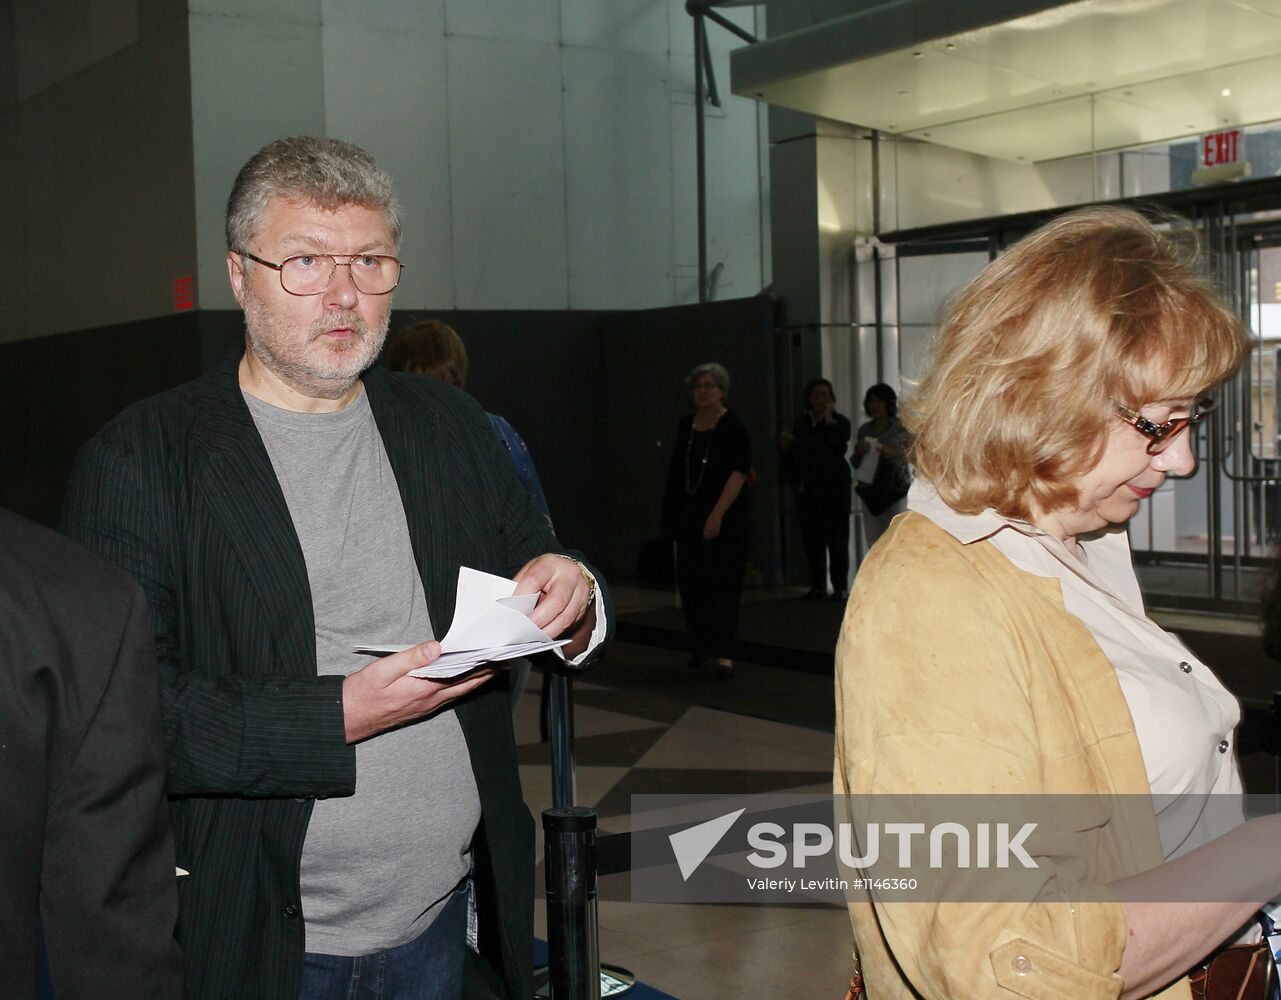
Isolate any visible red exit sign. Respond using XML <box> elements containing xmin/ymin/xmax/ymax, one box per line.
<box><xmin>1202</xmin><ymin>128</ymin><xmax>1244</xmax><ymax>168</ymax></box>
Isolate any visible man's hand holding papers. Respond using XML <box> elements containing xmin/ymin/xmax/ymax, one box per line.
<box><xmin>352</xmin><ymin>567</ymin><xmax>571</xmax><ymax>678</ymax></box>
<box><xmin>343</xmin><ymin>566</ymin><xmax>585</xmax><ymax>743</ymax></box>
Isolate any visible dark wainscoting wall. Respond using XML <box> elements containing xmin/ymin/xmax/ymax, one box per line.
<box><xmin>393</xmin><ymin>299</ymin><xmax>783</xmax><ymax>584</ymax></box>
<box><xmin>0</xmin><ymin>297</ymin><xmax>784</xmax><ymax>584</ymax></box>
<box><xmin>0</xmin><ymin>313</ymin><xmax>204</xmax><ymax>524</ymax></box>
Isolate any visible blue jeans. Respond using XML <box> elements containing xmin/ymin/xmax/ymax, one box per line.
<box><xmin>300</xmin><ymin>882</ymin><xmax>468</xmax><ymax>1000</ymax></box>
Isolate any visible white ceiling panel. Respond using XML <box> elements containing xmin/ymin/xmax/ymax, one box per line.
<box><xmin>734</xmin><ymin>0</ymin><xmax>1281</xmax><ymax>162</ymax></box>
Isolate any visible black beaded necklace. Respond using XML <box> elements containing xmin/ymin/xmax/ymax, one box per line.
<box><xmin>684</xmin><ymin>411</ymin><xmax>723</xmax><ymax>495</ymax></box>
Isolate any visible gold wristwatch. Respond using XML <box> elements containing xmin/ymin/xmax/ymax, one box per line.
<box><xmin>554</xmin><ymin>553</ymin><xmax>597</xmax><ymax>607</ymax></box>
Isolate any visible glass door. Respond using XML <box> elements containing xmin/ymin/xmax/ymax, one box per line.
<box><xmin>1133</xmin><ymin>214</ymin><xmax>1281</xmax><ymax>614</ymax></box>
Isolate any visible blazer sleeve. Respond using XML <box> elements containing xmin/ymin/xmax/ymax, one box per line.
<box><xmin>835</xmin><ymin>527</ymin><xmax>1128</xmax><ymax>999</ymax></box>
<box><xmin>61</xmin><ymin>426</ymin><xmax>355</xmax><ymax>800</ymax></box>
<box><xmin>39</xmin><ymin>581</ymin><xmax>184</xmax><ymax>997</ymax></box>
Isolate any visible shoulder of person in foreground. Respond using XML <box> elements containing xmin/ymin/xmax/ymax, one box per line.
<box><xmin>0</xmin><ymin>508</ymin><xmax>182</xmax><ymax>997</ymax></box>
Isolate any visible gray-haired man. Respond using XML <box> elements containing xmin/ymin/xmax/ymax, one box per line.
<box><xmin>63</xmin><ymin>136</ymin><xmax>610</xmax><ymax>1000</ymax></box>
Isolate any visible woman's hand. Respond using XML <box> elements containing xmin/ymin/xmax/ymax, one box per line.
<box><xmin>854</xmin><ymin>438</ymin><xmax>872</xmax><ymax>456</ymax></box>
<box><xmin>702</xmin><ymin>511</ymin><xmax>723</xmax><ymax>540</ymax></box>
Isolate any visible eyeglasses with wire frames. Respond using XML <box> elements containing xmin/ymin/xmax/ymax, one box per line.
<box><xmin>236</xmin><ymin>249</ymin><xmax>404</xmax><ymax>296</ymax></box>
<box><xmin>1115</xmin><ymin>398</ymin><xmax>1215</xmax><ymax>454</ymax></box>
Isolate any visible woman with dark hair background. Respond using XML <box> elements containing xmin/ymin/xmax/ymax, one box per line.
<box><xmin>780</xmin><ymin>378</ymin><xmax>852</xmax><ymax>600</ymax></box>
<box><xmin>851</xmin><ymin>382</ymin><xmax>912</xmax><ymax>547</ymax></box>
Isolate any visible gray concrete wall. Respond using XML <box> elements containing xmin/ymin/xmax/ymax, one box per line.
<box><xmin>187</xmin><ymin>0</ymin><xmax>770</xmax><ymax>315</ymax></box>
<box><xmin>0</xmin><ymin>0</ymin><xmax>196</xmax><ymax>344</ymax></box>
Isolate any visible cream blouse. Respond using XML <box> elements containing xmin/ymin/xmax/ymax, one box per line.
<box><xmin>908</xmin><ymin>479</ymin><xmax>1244</xmax><ymax>860</ymax></box>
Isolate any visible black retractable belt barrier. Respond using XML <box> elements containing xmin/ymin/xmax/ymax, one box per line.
<box><xmin>542</xmin><ymin>807</ymin><xmax>600</xmax><ymax>1000</ymax></box>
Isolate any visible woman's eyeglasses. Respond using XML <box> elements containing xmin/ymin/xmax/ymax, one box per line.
<box><xmin>1115</xmin><ymin>398</ymin><xmax>1215</xmax><ymax>454</ymax></box>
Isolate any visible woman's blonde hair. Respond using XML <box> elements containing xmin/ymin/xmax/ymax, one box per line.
<box><xmin>909</xmin><ymin>206</ymin><xmax>1246</xmax><ymax>520</ymax></box>
<box><xmin>387</xmin><ymin>320</ymin><xmax>468</xmax><ymax>388</ymax></box>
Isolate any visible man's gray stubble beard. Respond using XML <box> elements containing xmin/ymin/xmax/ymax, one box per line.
<box><xmin>242</xmin><ymin>290</ymin><xmax>391</xmax><ymax>400</ymax></box>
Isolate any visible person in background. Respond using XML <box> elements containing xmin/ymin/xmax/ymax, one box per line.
<box><xmin>662</xmin><ymin>362</ymin><xmax>751</xmax><ymax>678</ymax></box>
<box><xmin>388</xmin><ymin>319</ymin><xmax>556</xmax><ymax>724</ymax></box>
<box><xmin>388</xmin><ymin>320</ymin><xmax>552</xmax><ymax>530</ymax></box>
<box><xmin>780</xmin><ymin>377</ymin><xmax>852</xmax><ymax>600</ymax></box>
<box><xmin>851</xmin><ymin>382</ymin><xmax>912</xmax><ymax>548</ymax></box>
<box><xmin>1</xmin><ymin>508</ymin><xmax>181</xmax><ymax>999</ymax></box>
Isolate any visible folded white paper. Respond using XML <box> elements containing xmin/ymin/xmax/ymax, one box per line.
<box><xmin>353</xmin><ymin>566</ymin><xmax>569</xmax><ymax>679</ymax></box>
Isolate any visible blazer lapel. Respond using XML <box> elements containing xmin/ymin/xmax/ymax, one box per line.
<box><xmin>364</xmin><ymin>369</ymin><xmax>459</xmax><ymax>635</ymax></box>
<box><xmin>192</xmin><ymin>359</ymin><xmax>317</xmax><ymax>677</ymax></box>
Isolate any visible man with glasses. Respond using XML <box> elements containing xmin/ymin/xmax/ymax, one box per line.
<box><xmin>62</xmin><ymin>136</ymin><xmax>609</xmax><ymax>1000</ymax></box>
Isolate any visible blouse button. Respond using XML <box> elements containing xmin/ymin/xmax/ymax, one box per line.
<box><xmin>1011</xmin><ymin>955</ymin><xmax>1033</xmax><ymax>975</ymax></box>
<box><xmin>1179</xmin><ymin>661</ymin><xmax>1193</xmax><ymax>674</ymax></box>
<box><xmin>1218</xmin><ymin>739</ymin><xmax>1230</xmax><ymax>754</ymax></box>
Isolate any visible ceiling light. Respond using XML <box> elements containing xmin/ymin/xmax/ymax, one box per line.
<box><xmin>1222</xmin><ymin>87</ymin><xmax>1232</xmax><ymax>96</ymax></box>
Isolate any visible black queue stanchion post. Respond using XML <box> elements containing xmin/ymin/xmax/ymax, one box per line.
<box><xmin>549</xmin><ymin>673</ymin><xmax>576</xmax><ymax>809</ymax></box>
<box><xmin>542</xmin><ymin>807</ymin><xmax>600</xmax><ymax>1000</ymax></box>
<box><xmin>533</xmin><ymin>673</ymin><xmax>635</xmax><ymax>998</ymax></box>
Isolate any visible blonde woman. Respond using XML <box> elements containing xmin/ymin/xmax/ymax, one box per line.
<box><xmin>837</xmin><ymin>207</ymin><xmax>1281</xmax><ymax>998</ymax></box>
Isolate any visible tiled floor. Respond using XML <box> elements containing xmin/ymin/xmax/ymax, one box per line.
<box><xmin>515</xmin><ymin>659</ymin><xmax>853</xmax><ymax>1000</ymax></box>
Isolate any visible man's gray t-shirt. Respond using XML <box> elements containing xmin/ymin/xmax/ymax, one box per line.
<box><xmin>245</xmin><ymin>388</ymin><xmax>481</xmax><ymax>956</ymax></box>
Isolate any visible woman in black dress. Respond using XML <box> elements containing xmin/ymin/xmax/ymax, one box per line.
<box><xmin>662</xmin><ymin>363</ymin><xmax>751</xmax><ymax>678</ymax></box>
<box><xmin>780</xmin><ymin>378</ymin><xmax>853</xmax><ymax>600</ymax></box>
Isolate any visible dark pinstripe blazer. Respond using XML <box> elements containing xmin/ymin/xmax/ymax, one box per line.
<box><xmin>61</xmin><ymin>357</ymin><xmax>611</xmax><ymax>1000</ymax></box>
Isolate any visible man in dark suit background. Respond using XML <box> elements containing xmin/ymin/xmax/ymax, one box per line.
<box><xmin>62</xmin><ymin>136</ymin><xmax>609</xmax><ymax>1000</ymax></box>
<box><xmin>0</xmin><ymin>508</ymin><xmax>181</xmax><ymax>998</ymax></box>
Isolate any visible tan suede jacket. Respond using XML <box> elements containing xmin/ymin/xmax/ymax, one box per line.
<box><xmin>835</xmin><ymin>513</ymin><xmax>1191</xmax><ymax>1000</ymax></box>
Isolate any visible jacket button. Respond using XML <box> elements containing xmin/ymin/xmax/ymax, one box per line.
<box><xmin>1218</xmin><ymin>739</ymin><xmax>1230</xmax><ymax>754</ymax></box>
<box><xmin>1011</xmin><ymin>954</ymin><xmax>1033</xmax><ymax>975</ymax></box>
<box><xmin>283</xmin><ymin>903</ymin><xmax>299</xmax><ymax>918</ymax></box>
<box><xmin>1179</xmin><ymin>661</ymin><xmax>1193</xmax><ymax>674</ymax></box>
